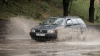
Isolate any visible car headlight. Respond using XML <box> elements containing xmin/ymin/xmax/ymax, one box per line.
<box><xmin>48</xmin><ymin>30</ymin><xmax>56</xmax><ymax>33</ymax></box>
<box><xmin>31</xmin><ymin>29</ymin><xmax>35</xmax><ymax>32</ymax></box>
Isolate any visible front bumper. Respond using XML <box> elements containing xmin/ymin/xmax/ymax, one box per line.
<box><xmin>30</xmin><ymin>32</ymin><xmax>57</xmax><ymax>37</ymax></box>
<box><xmin>30</xmin><ymin>32</ymin><xmax>57</xmax><ymax>41</ymax></box>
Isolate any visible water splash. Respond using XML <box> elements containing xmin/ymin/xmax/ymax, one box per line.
<box><xmin>7</xmin><ymin>16</ymin><xmax>100</xmax><ymax>42</ymax></box>
<box><xmin>6</xmin><ymin>16</ymin><xmax>38</xmax><ymax>39</ymax></box>
<box><xmin>57</xmin><ymin>27</ymin><xmax>100</xmax><ymax>42</ymax></box>
<box><xmin>4</xmin><ymin>17</ymin><xmax>100</xmax><ymax>54</ymax></box>
<box><xmin>8</xmin><ymin>16</ymin><xmax>38</xmax><ymax>35</ymax></box>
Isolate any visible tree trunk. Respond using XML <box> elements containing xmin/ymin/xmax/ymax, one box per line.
<box><xmin>28</xmin><ymin>0</ymin><xmax>31</xmax><ymax>2</ymax></box>
<box><xmin>2</xmin><ymin>0</ymin><xmax>8</xmax><ymax>5</ymax></box>
<box><xmin>63</xmin><ymin>0</ymin><xmax>69</xmax><ymax>16</ymax></box>
<box><xmin>89</xmin><ymin>0</ymin><xmax>95</xmax><ymax>23</ymax></box>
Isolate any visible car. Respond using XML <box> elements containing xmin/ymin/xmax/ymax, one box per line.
<box><xmin>30</xmin><ymin>16</ymin><xmax>86</xmax><ymax>41</ymax></box>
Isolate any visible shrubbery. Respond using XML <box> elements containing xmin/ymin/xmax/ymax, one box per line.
<box><xmin>69</xmin><ymin>0</ymin><xmax>89</xmax><ymax>20</ymax></box>
<box><xmin>0</xmin><ymin>0</ymin><xmax>100</xmax><ymax>23</ymax></box>
<box><xmin>69</xmin><ymin>0</ymin><xmax>100</xmax><ymax>23</ymax></box>
<box><xmin>40</xmin><ymin>2</ymin><xmax>50</xmax><ymax>12</ymax></box>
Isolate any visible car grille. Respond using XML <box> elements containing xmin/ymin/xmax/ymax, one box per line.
<box><xmin>35</xmin><ymin>30</ymin><xmax>47</xmax><ymax>33</ymax></box>
<box><xmin>35</xmin><ymin>30</ymin><xmax>40</xmax><ymax>32</ymax></box>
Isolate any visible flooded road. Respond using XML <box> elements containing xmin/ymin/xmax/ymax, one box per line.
<box><xmin>0</xmin><ymin>16</ymin><xmax>100</xmax><ymax>56</ymax></box>
<box><xmin>0</xmin><ymin>35</ymin><xmax>100</xmax><ymax>56</ymax></box>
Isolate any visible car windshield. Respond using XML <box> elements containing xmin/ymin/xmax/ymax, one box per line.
<box><xmin>41</xmin><ymin>17</ymin><xmax>64</xmax><ymax>26</ymax></box>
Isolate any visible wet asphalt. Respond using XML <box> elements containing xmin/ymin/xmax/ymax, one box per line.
<box><xmin>0</xmin><ymin>19</ymin><xmax>100</xmax><ymax>56</ymax></box>
<box><xmin>0</xmin><ymin>35</ymin><xmax>100</xmax><ymax>56</ymax></box>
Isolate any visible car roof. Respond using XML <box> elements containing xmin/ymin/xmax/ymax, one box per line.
<box><xmin>66</xmin><ymin>16</ymin><xmax>80</xmax><ymax>19</ymax></box>
<box><xmin>50</xmin><ymin>16</ymin><xmax>80</xmax><ymax>19</ymax></box>
<box><xmin>50</xmin><ymin>16</ymin><xmax>85</xmax><ymax>24</ymax></box>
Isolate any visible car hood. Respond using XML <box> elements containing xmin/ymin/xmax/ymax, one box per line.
<box><xmin>33</xmin><ymin>24</ymin><xmax>58</xmax><ymax>30</ymax></box>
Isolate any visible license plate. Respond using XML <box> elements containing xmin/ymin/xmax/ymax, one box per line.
<box><xmin>36</xmin><ymin>33</ymin><xmax>45</xmax><ymax>36</ymax></box>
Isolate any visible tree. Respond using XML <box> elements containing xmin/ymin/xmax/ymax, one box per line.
<box><xmin>28</xmin><ymin>0</ymin><xmax>31</xmax><ymax>2</ymax></box>
<box><xmin>89</xmin><ymin>0</ymin><xmax>95</xmax><ymax>23</ymax></box>
<box><xmin>2</xmin><ymin>0</ymin><xmax>8</xmax><ymax>5</ymax></box>
<box><xmin>96</xmin><ymin>7</ymin><xmax>100</xmax><ymax>21</ymax></box>
<box><xmin>63</xmin><ymin>0</ymin><xmax>70</xmax><ymax>16</ymax></box>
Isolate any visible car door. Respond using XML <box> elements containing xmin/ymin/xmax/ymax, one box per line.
<box><xmin>65</xmin><ymin>19</ymin><xmax>81</xmax><ymax>28</ymax></box>
<box><xmin>71</xmin><ymin>19</ymin><xmax>80</xmax><ymax>28</ymax></box>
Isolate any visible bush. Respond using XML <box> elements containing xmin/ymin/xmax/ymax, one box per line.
<box><xmin>35</xmin><ymin>12</ymin><xmax>41</xmax><ymax>20</ymax></box>
<box><xmin>94</xmin><ymin>3</ymin><xmax>100</xmax><ymax>22</ymax></box>
<box><xmin>69</xmin><ymin>0</ymin><xmax>89</xmax><ymax>20</ymax></box>
<box><xmin>40</xmin><ymin>2</ymin><xmax>50</xmax><ymax>12</ymax></box>
<box><xmin>51</xmin><ymin>0</ymin><xmax>62</xmax><ymax>7</ymax></box>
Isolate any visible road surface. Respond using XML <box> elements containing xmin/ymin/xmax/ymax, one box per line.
<box><xmin>0</xmin><ymin>35</ymin><xmax>100</xmax><ymax>56</ymax></box>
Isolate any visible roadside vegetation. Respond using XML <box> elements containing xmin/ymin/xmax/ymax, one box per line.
<box><xmin>0</xmin><ymin>0</ymin><xmax>63</xmax><ymax>20</ymax></box>
<box><xmin>0</xmin><ymin>0</ymin><xmax>100</xmax><ymax>24</ymax></box>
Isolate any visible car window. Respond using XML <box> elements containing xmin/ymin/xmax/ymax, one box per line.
<box><xmin>53</xmin><ymin>18</ymin><xmax>64</xmax><ymax>25</ymax></box>
<box><xmin>41</xmin><ymin>18</ymin><xmax>64</xmax><ymax>26</ymax></box>
<box><xmin>66</xmin><ymin>19</ymin><xmax>73</xmax><ymax>26</ymax></box>
<box><xmin>77</xmin><ymin>19</ymin><xmax>85</xmax><ymax>25</ymax></box>
<box><xmin>71</xmin><ymin>19</ymin><xmax>79</xmax><ymax>25</ymax></box>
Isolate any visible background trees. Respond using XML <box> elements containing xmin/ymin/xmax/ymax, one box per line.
<box><xmin>63</xmin><ymin>0</ymin><xmax>70</xmax><ymax>16</ymax></box>
<box><xmin>89</xmin><ymin>0</ymin><xmax>95</xmax><ymax>23</ymax></box>
<box><xmin>0</xmin><ymin>0</ymin><xmax>100</xmax><ymax>23</ymax></box>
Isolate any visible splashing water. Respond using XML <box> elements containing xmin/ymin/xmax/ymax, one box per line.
<box><xmin>57</xmin><ymin>27</ymin><xmax>100</xmax><ymax>41</ymax></box>
<box><xmin>4</xmin><ymin>16</ymin><xmax>100</xmax><ymax>55</ymax></box>
<box><xmin>57</xmin><ymin>26</ymin><xmax>100</xmax><ymax>42</ymax></box>
<box><xmin>7</xmin><ymin>16</ymin><xmax>100</xmax><ymax>42</ymax></box>
<box><xmin>8</xmin><ymin>16</ymin><xmax>38</xmax><ymax>35</ymax></box>
<box><xmin>6</xmin><ymin>16</ymin><xmax>39</xmax><ymax>39</ymax></box>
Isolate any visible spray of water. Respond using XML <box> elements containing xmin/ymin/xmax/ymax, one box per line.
<box><xmin>4</xmin><ymin>17</ymin><xmax>100</xmax><ymax>55</ymax></box>
<box><xmin>57</xmin><ymin>27</ymin><xmax>100</xmax><ymax>42</ymax></box>
<box><xmin>6</xmin><ymin>16</ymin><xmax>38</xmax><ymax>39</ymax></box>
<box><xmin>8</xmin><ymin>16</ymin><xmax>38</xmax><ymax>35</ymax></box>
<box><xmin>7</xmin><ymin>16</ymin><xmax>100</xmax><ymax>42</ymax></box>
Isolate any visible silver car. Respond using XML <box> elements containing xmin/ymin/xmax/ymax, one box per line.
<box><xmin>30</xmin><ymin>16</ymin><xmax>86</xmax><ymax>41</ymax></box>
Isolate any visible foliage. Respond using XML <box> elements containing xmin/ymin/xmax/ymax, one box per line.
<box><xmin>69</xmin><ymin>0</ymin><xmax>100</xmax><ymax>23</ymax></box>
<box><xmin>51</xmin><ymin>0</ymin><xmax>62</xmax><ymax>7</ymax></box>
<box><xmin>0</xmin><ymin>0</ymin><xmax>100</xmax><ymax>23</ymax></box>
<box><xmin>69</xmin><ymin>0</ymin><xmax>89</xmax><ymax>20</ymax></box>
<box><xmin>40</xmin><ymin>2</ymin><xmax>50</xmax><ymax>12</ymax></box>
<box><xmin>0</xmin><ymin>0</ymin><xmax>63</xmax><ymax>20</ymax></box>
<box><xmin>94</xmin><ymin>3</ymin><xmax>100</xmax><ymax>22</ymax></box>
<box><xmin>35</xmin><ymin>12</ymin><xmax>41</xmax><ymax>20</ymax></box>
<box><xmin>0</xmin><ymin>0</ymin><xmax>32</xmax><ymax>18</ymax></box>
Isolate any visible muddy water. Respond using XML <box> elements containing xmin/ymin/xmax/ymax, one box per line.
<box><xmin>57</xmin><ymin>27</ymin><xmax>100</xmax><ymax>42</ymax></box>
<box><xmin>0</xmin><ymin>16</ymin><xmax>100</xmax><ymax>56</ymax></box>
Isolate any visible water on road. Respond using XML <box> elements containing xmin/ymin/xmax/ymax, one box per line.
<box><xmin>0</xmin><ymin>16</ymin><xmax>100</xmax><ymax>56</ymax></box>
